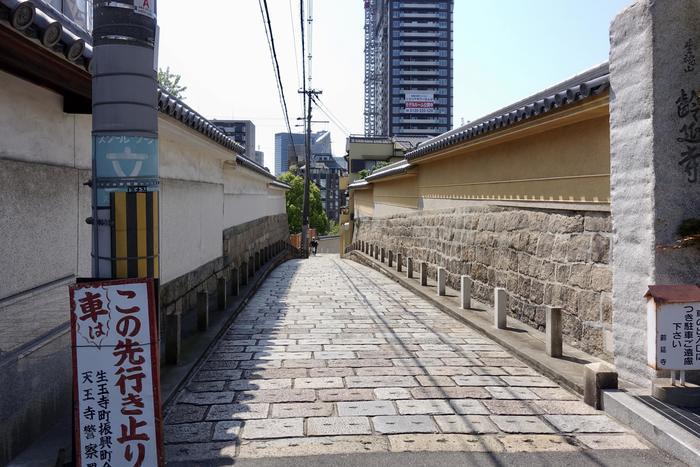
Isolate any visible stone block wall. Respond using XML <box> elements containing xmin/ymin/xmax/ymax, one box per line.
<box><xmin>353</xmin><ymin>206</ymin><xmax>613</xmax><ymax>358</ymax></box>
<box><xmin>159</xmin><ymin>214</ymin><xmax>289</xmax><ymax>341</ymax></box>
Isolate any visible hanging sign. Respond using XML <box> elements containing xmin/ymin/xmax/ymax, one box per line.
<box><xmin>70</xmin><ymin>278</ymin><xmax>164</xmax><ymax>467</ymax></box>
<box><xmin>646</xmin><ymin>285</ymin><xmax>700</xmax><ymax>370</ymax></box>
<box><xmin>405</xmin><ymin>91</ymin><xmax>435</xmax><ymax>114</ymax></box>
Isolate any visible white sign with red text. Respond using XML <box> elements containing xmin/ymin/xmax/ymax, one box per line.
<box><xmin>70</xmin><ymin>278</ymin><xmax>163</xmax><ymax>467</ymax></box>
<box><xmin>134</xmin><ymin>0</ymin><xmax>156</xmax><ymax>18</ymax></box>
<box><xmin>405</xmin><ymin>91</ymin><xmax>435</xmax><ymax>114</ymax></box>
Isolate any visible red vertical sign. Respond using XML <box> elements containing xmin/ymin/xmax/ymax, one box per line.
<box><xmin>70</xmin><ymin>278</ymin><xmax>164</xmax><ymax>467</ymax></box>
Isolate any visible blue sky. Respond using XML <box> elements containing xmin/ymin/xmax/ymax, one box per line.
<box><xmin>158</xmin><ymin>0</ymin><xmax>631</xmax><ymax>168</ymax></box>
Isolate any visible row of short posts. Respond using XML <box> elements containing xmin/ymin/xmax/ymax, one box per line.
<box><xmin>165</xmin><ymin>239</ymin><xmax>286</xmax><ymax>365</ymax></box>
<box><xmin>361</xmin><ymin>242</ymin><xmax>614</xmax><ymax>408</ymax></box>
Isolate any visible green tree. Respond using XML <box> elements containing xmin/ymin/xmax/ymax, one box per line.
<box><xmin>158</xmin><ymin>67</ymin><xmax>188</xmax><ymax>100</ymax></box>
<box><xmin>358</xmin><ymin>160</ymin><xmax>391</xmax><ymax>180</ymax></box>
<box><xmin>278</xmin><ymin>171</ymin><xmax>330</xmax><ymax>235</ymax></box>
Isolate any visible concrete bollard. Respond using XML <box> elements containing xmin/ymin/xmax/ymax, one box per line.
<box><xmin>231</xmin><ymin>268</ymin><xmax>239</xmax><ymax>296</ymax></box>
<box><xmin>546</xmin><ymin>306</ymin><xmax>563</xmax><ymax>358</ymax></box>
<box><xmin>197</xmin><ymin>291</ymin><xmax>209</xmax><ymax>332</ymax></box>
<box><xmin>460</xmin><ymin>275</ymin><xmax>472</xmax><ymax>309</ymax></box>
<box><xmin>584</xmin><ymin>362</ymin><xmax>618</xmax><ymax>409</ymax></box>
<box><xmin>217</xmin><ymin>277</ymin><xmax>228</xmax><ymax>310</ymax></box>
<box><xmin>494</xmin><ymin>288</ymin><xmax>507</xmax><ymax>329</ymax></box>
<box><xmin>407</xmin><ymin>257</ymin><xmax>414</xmax><ymax>278</ymax></box>
<box><xmin>437</xmin><ymin>267</ymin><xmax>446</xmax><ymax>296</ymax></box>
<box><xmin>388</xmin><ymin>250</ymin><xmax>393</xmax><ymax>267</ymax></box>
<box><xmin>420</xmin><ymin>262</ymin><xmax>428</xmax><ymax>286</ymax></box>
<box><xmin>397</xmin><ymin>253</ymin><xmax>403</xmax><ymax>272</ymax></box>
<box><xmin>165</xmin><ymin>312</ymin><xmax>182</xmax><ymax>365</ymax></box>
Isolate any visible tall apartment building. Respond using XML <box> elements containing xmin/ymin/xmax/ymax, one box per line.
<box><xmin>364</xmin><ymin>0</ymin><xmax>453</xmax><ymax>139</ymax></box>
<box><xmin>213</xmin><ymin>120</ymin><xmax>257</xmax><ymax>162</ymax></box>
<box><xmin>274</xmin><ymin>132</ymin><xmax>306</xmax><ymax>175</ymax></box>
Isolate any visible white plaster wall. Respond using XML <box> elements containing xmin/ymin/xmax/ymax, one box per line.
<box><xmin>159</xmin><ymin>179</ymin><xmax>223</xmax><ymax>283</ymax></box>
<box><xmin>1</xmin><ymin>72</ymin><xmax>286</xmax><ymax>297</ymax></box>
<box><xmin>373</xmin><ymin>202</ymin><xmax>418</xmax><ymax>218</ymax></box>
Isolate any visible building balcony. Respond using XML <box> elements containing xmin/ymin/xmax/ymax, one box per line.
<box><xmin>398</xmin><ymin>69</ymin><xmax>440</xmax><ymax>76</ymax></box>
<box><xmin>398</xmin><ymin>50</ymin><xmax>440</xmax><ymax>57</ymax></box>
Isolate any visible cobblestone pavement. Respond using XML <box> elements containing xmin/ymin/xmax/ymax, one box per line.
<box><xmin>164</xmin><ymin>255</ymin><xmax>662</xmax><ymax>464</ymax></box>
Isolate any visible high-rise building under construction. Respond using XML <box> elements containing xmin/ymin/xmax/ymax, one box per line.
<box><xmin>364</xmin><ymin>0</ymin><xmax>453</xmax><ymax>138</ymax></box>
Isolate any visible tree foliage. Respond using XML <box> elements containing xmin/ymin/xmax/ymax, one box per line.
<box><xmin>158</xmin><ymin>67</ymin><xmax>188</xmax><ymax>100</ymax></box>
<box><xmin>358</xmin><ymin>160</ymin><xmax>391</xmax><ymax>179</ymax></box>
<box><xmin>278</xmin><ymin>171</ymin><xmax>330</xmax><ymax>235</ymax></box>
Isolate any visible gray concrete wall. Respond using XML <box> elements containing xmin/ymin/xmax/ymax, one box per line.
<box><xmin>353</xmin><ymin>206</ymin><xmax>613</xmax><ymax>358</ymax></box>
<box><xmin>609</xmin><ymin>0</ymin><xmax>700</xmax><ymax>386</ymax></box>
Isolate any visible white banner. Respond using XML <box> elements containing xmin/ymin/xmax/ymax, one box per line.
<box><xmin>405</xmin><ymin>91</ymin><xmax>435</xmax><ymax>114</ymax></box>
<box><xmin>71</xmin><ymin>279</ymin><xmax>163</xmax><ymax>467</ymax></box>
<box><xmin>134</xmin><ymin>0</ymin><xmax>156</xmax><ymax>18</ymax></box>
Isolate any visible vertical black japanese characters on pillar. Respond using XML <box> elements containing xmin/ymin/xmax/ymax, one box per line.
<box><xmin>91</xmin><ymin>0</ymin><xmax>159</xmax><ymax>279</ymax></box>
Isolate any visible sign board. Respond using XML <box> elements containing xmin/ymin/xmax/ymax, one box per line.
<box><xmin>70</xmin><ymin>278</ymin><xmax>164</xmax><ymax>467</ymax></box>
<box><xmin>405</xmin><ymin>91</ymin><xmax>435</xmax><ymax>114</ymax></box>
<box><xmin>646</xmin><ymin>285</ymin><xmax>700</xmax><ymax>370</ymax></box>
<box><xmin>134</xmin><ymin>0</ymin><xmax>156</xmax><ymax>18</ymax></box>
<box><xmin>94</xmin><ymin>136</ymin><xmax>159</xmax><ymax>206</ymax></box>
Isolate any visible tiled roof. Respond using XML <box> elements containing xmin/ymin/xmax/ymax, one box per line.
<box><xmin>406</xmin><ymin>62</ymin><xmax>610</xmax><ymax>160</ymax></box>
<box><xmin>365</xmin><ymin>159</ymin><xmax>412</xmax><ymax>182</ymax></box>
<box><xmin>0</xmin><ymin>0</ymin><xmax>286</xmax><ymax>186</ymax></box>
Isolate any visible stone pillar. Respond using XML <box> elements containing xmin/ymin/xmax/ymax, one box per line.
<box><xmin>241</xmin><ymin>262</ymin><xmax>248</xmax><ymax>285</ymax></box>
<box><xmin>546</xmin><ymin>306</ymin><xmax>563</xmax><ymax>358</ymax></box>
<box><xmin>231</xmin><ymin>267</ymin><xmax>239</xmax><ymax>296</ymax></box>
<box><xmin>197</xmin><ymin>291</ymin><xmax>209</xmax><ymax>332</ymax></box>
<box><xmin>375</xmin><ymin>245</ymin><xmax>379</xmax><ymax>260</ymax></box>
<box><xmin>217</xmin><ymin>277</ymin><xmax>228</xmax><ymax>310</ymax></box>
<box><xmin>420</xmin><ymin>262</ymin><xmax>428</xmax><ymax>286</ymax></box>
<box><xmin>494</xmin><ymin>288</ymin><xmax>507</xmax><ymax>329</ymax></box>
<box><xmin>437</xmin><ymin>267</ymin><xmax>446</xmax><ymax>296</ymax></box>
<box><xmin>407</xmin><ymin>257</ymin><xmax>414</xmax><ymax>278</ymax></box>
<box><xmin>609</xmin><ymin>0</ymin><xmax>700</xmax><ymax>386</ymax></box>
<box><xmin>461</xmin><ymin>275</ymin><xmax>472</xmax><ymax>309</ymax></box>
<box><xmin>370</xmin><ymin>244</ymin><xmax>374</xmax><ymax>257</ymax></box>
<box><xmin>380</xmin><ymin>248</ymin><xmax>385</xmax><ymax>263</ymax></box>
<box><xmin>249</xmin><ymin>256</ymin><xmax>254</xmax><ymax>277</ymax></box>
<box><xmin>255</xmin><ymin>251</ymin><xmax>260</xmax><ymax>271</ymax></box>
<box><xmin>397</xmin><ymin>253</ymin><xmax>403</xmax><ymax>272</ymax></box>
<box><xmin>165</xmin><ymin>312</ymin><xmax>181</xmax><ymax>365</ymax></box>
<box><xmin>388</xmin><ymin>250</ymin><xmax>393</xmax><ymax>268</ymax></box>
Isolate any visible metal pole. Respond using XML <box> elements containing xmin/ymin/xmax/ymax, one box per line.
<box><xmin>91</xmin><ymin>0</ymin><xmax>159</xmax><ymax>279</ymax></box>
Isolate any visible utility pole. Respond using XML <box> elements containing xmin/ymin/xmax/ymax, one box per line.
<box><xmin>91</xmin><ymin>0</ymin><xmax>159</xmax><ymax>280</ymax></box>
<box><xmin>299</xmin><ymin>88</ymin><xmax>322</xmax><ymax>257</ymax></box>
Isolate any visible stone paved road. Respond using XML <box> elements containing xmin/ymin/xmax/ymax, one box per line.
<box><xmin>164</xmin><ymin>255</ymin><xmax>681</xmax><ymax>465</ymax></box>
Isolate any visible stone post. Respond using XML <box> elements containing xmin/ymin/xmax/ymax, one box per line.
<box><xmin>249</xmin><ymin>256</ymin><xmax>254</xmax><ymax>277</ymax></box>
<box><xmin>370</xmin><ymin>244</ymin><xmax>374</xmax><ymax>257</ymax></box>
<box><xmin>420</xmin><ymin>262</ymin><xmax>428</xmax><ymax>286</ymax></box>
<box><xmin>546</xmin><ymin>306</ymin><xmax>563</xmax><ymax>358</ymax></box>
<box><xmin>217</xmin><ymin>277</ymin><xmax>228</xmax><ymax>310</ymax></box>
<box><xmin>407</xmin><ymin>257</ymin><xmax>414</xmax><ymax>278</ymax></box>
<box><xmin>494</xmin><ymin>288</ymin><xmax>507</xmax><ymax>329</ymax></box>
<box><xmin>437</xmin><ymin>267</ymin><xmax>446</xmax><ymax>296</ymax></box>
<box><xmin>197</xmin><ymin>291</ymin><xmax>209</xmax><ymax>332</ymax></box>
<box><xmin>255</xmin><ymin>251</ymin><xmax>260</xmax><ymax>271</ymax></box>
<box><xmin>397</xmin><ymin>253</ymin><xmax>403</xmax><ymax>272</ymax></box>
<box><xmin>388</xmin><ymin>250</ymin><xmax>393</xmax><ymax>268</ymax></box>
<box><xmin>609</xmin><ymin>0</ymin><xmax>700</xmax><ymax>386</ymax></box>
<box><xmin>381</xmin><ymin>248</ymin><xmax>386</xmax><ymax>263</ymax></box>
<box><xmin>165</xmin><ymin>311</ymin><xmax>181</xmax><ymax>365</ymax></box>
<box><xmin>461</xmin><ymin>275</ymin><xmax>472</xmax><ymax>309</ymax></box>
<box><xmin>231</xmin><ymin>267</ymin><xmax>239</xmax><ymax>296</ymax></box>
<box><xmin>241</xmin><ymin>261</ymin><xmax>248</xmax><ymax>285</ymax></box>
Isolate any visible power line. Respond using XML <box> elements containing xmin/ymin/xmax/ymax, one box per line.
<box><xmin>312</xmin><ymin>95</ymin><xmax>351</xmax><ymax>136</ymax></box>
<box><xmin>288</xmin><ymin>0</ymin><xmax>303</xmax><ymax>109</ymax></box>
<box><xmin>258</xmin><ymin>0</ymin><xmax>299</xmax><ymax>166</ymax></box>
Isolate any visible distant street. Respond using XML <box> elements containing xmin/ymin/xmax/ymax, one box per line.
<box><xmin>164</xmin><ymin>255</ymin><xmax>681</xmax><ymax>465</ymax></box>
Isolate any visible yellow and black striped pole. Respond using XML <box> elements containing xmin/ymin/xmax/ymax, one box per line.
<box><xmin>111</xmin><ymin>191</ymin><xmax>159</xmax><ymax>279</ymax></box>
